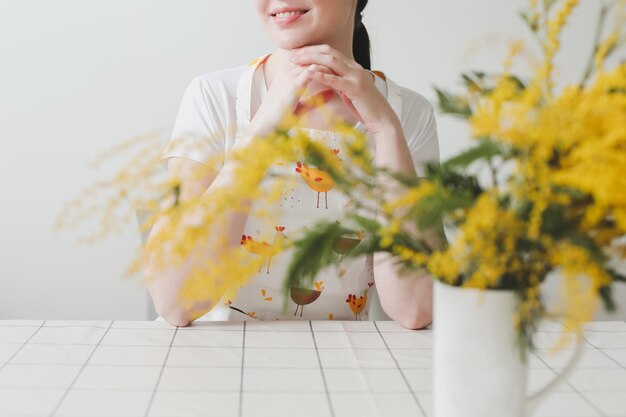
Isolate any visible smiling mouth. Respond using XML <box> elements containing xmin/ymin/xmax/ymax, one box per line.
<box><xmin>270</xmin><ymin>10</ymin><xmax>309</xmax><ymax>18</ymax></box>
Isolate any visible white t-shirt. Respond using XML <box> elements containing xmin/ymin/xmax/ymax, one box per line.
<box><xmin>158</xmin><ymin>53</ymin><xmax>439</xmax><ymax>322</ymax></box>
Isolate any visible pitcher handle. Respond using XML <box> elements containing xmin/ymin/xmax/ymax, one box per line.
<box><xmin>526</xmin><ymin>332</ymin><xmax>584</xmax><ymax>416</ymax></box>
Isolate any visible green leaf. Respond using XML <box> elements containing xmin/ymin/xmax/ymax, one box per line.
<box><xmin>598</xmin><ymin>285</ymin><xmax>617</xmax><ymax>312</ymax></box>
<box><xmin>433</xmin><ymin>86</ymin><xmax>472</xmax><ymax>118</ymax></box>
<box><xmin>508</xmin><ymin>75</ymin><xmax>527</xmax><ymax>91</ymax></box>
<box><xmin>431</xmin><ymin>165</ymin><xmax>483</xmax><ymax>196</ymax></box>
<box><xmin>349</xmin><ymin>214</ymin><xmax>383</xmax><ymax>233</ymax></box>
<box><xmin>568</xmin><ymin>233</ymin><xmax>607</xmax><ymax>264</ymax></box>
<box><xmin>281</xmin><ymin>220</ymin><xmax>353</xmax><ymax>313</ymax></box>
<box><xmin>442</xmin><ymin>140</ymin><xmax>503</xmax><ymax>170</ymax></box>
<box><xmin>410</xmin><ymin>191</ymin><xmax>476</xmax><ymax>230</ymax></box>
<box><xmin>609</xmin><ymin>268</ymin><xmax>626</xmax><ymax>283</ymax></box>
<box><xmin>384</xmin><ymin>168</ymin><xmax>422</xmax><ymax>188</ymax></box>
<box><xmin>518</xmin><ymin>10</ymin><xmax>539</xmax><ymax>32</ymax></box>
<box><xmin>461</xmin><ymin>73</ymin><xmax>482</xmax><ymax>92</ymax></box>
<box><xmin>471</xmin><ymin>70</ymin><xmax>486</xmax><ymax>79</ymax></box>
<box><xmin>540</xmin><ymin>203</ymin><xmax>579</xmax><ymax>236</ymax></box>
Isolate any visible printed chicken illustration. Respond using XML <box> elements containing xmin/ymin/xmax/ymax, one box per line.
<box><xmin>346</xmin><ymin>282</ymin><xmax>374</xmax><ymax>320</ymax></box>
<box><xmin>241</xmin><ymin>226</ymin><xmax>286</xmax><ymax>273</ymax></box>
<box><xmin>295</xmin><ymin>149</ymin><xmax>341</xmax><ymax>209</ymax></box>
<box><xmin>333</xmin><ymin>230</ymin><xmax>365</xmax><ymax>262</ymax></box>
<box><xmin>291</xmin><ymin>281</ymin><xmax>324</xmax><ymax>317</ymax></box>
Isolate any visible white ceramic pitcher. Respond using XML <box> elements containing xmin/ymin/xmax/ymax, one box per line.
<box><xmin>433</xmin><ymin>280</ymin><xmax>583</xmax><ymax>417</ymax></box>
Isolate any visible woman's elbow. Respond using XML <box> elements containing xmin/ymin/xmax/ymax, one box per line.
<box><xmin>156</xmin><ymin>298</ymin><xmax>214</xmax><ymax>328</ymax></box>
<box><xmin>157</xmin><ymin>306</ymin><xmax>193</xmax><ymax>327</ymax></box>
<box><xmin>398</xmin><ymin>308</ymin><xmax>432</xmax><ymax>330</ymax></box>
<box><xmin>380</xmin><ymin>297</ymin><xmax>432</xmax><ymax>329</ymax></box>
<box><xmin>166</xmin><ymin>315</ymin><xmax>193</xmax><ymax>328</ymax></box>
<box><xmin>149</xmin><ymin>289</ymin><xmax>191</xmax><ymax>327</ymax></box>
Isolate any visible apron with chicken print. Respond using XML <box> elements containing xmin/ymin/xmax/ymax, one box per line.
<box><xmin>197</xmin><ymin>52</ymin><xmax>404</xmax><ymax>321</ymax></box>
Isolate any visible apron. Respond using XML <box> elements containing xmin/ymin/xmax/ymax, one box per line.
<box><xmin>198</xmin><ymin>52</ymin><xmax>404</xmax><ymax>321</ymax></box>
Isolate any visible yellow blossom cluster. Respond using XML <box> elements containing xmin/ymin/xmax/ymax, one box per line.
<box><xmin>542</xmin><ymin>0</ymin><xmax>580</xmax><ymax>93</ymax></box>
<box><xmin>427</xmin><ymin>192</ymin><xmax>526</xmax><ymax>289</ymax></box>
<box><xmin>377</xmin><ymin>0</ymin><xmax>625</xmax><ymax>348</ymax></box>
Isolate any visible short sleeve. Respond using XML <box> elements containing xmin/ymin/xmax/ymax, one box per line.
<box><xmin>161</xmin><ymin>76</ymin><xmax>226</xmax><ymax>171</ymax></box>
<box><xmin>401</xmin><ymin>90</ymin><xmax>440</xmax><ymax>177</ymax></box>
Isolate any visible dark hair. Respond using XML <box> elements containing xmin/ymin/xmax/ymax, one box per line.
<box><xmin>353</xmin><ymin>0</ymin><xmax>371</xmax><ymax>70</ymax></box>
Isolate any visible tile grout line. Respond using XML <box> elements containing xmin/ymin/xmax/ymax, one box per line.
<box><xmin>238</xmin><ymin>321</ymin><xmax>246</xmax><ymax>417</ymax></box>
<box><xmin>532</xmin><ymin>343</ymin><xmax>607</xmax><ymax>417</ymax></box>
<box><xmin>587</xmin><ymin>333</ymin><xmax>626</xmax><ymax>370</ymax></box>
<box><xmin>0</xmin><ymin>386</ymin><xmax>436</xmax><ymax>394</ymax></box>
<box><xmin>7</xmin><ymin>321</ymin><xmax>623</xmax><ymax>333</ymax></box>
<box><xmin>577</xmin><ymin>330</ymin><xmax>625</xmax><ymax>416</ymax></box>
<box><xmin>0</xmin><ymin>320</ymin><xmax>47</xmax><ymax>373</ymax></box>
<box><xmin>1</xmin><ymin>363</ymin><xmax>416</xmax><ymax>370</ymax></box>
<box><xmin>48</xmin><ymin>320</ymin><xmax>114</xmax><ymax>417</ymax></box>
<box><xmin>2</xmin><ymin>324</ymin><xmax>434</xmax><ymax>333</ymax></box>
<box><xmin>347</xmin><ymin>322</ymin><xmax>387</xmax><ymax>417</ymax></box>
<box><xmin>542</xmin><ymin>323</ymin><xmax>608</xmax><ymax>416</ymax></box>
<box><xmin>0</xmin><ymin>342</ymin><xmax>433</xmax><ymax>350</ymax></box>
<box><xmin>374</xmin><ymin>321</ymin><xmax>427</xmax><ymax>417</ymax></box>
<box><xmin>310</xmin><ymin>320</ymin><xmax>336</xmax><ymax>417</ymax></box>
<box><xmin>142</xmin><ymin>326</ymin><xmax>179</xmax><ymax>417</ymax></box>
<box><xmin>596</xmin><ymin>349</ymin><xmax>626</xmax><ymax>370</ymax></box>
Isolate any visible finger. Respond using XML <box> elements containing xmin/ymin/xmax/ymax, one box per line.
<box><xmin>305</xmin><ymin>69</ymin><xmax>349</xmax><ymax>93</ymax></box>
<box><xmin>293</xmin><ymin>64</ymin><xmax>330</xmax><ymax>97</ymax></box>
<box><xmin>298</xmin><ymin>63</ymin><xmax>334</xmax><ymax>77</ymax></box>
<box><xmin>337</xmin><ymin>92</ymin><xmax>364</xmax><ymax>124</ymax></box>
<box><xmin>293</xmin><ymin>44</ymin><xmax>362</xmax><ymax>70</ymax></box>
<box><xmin>292</xmin><ymin>52</ymin><xmax>352</xmax><ymax>76</ymax></box>
<box><xmin>291</xmin><ymin>63</ymin><xmax>333</xmax><ymax>77</ymax></box>
<box><xmin>293</xmin><ymin>64</ymin><xmax>334</xmax><ymax>116</ymax></box>
<box><xmin>288</xmin><ymin>62</ymin><xmax>310</xmax><ymax>75</ymax></box>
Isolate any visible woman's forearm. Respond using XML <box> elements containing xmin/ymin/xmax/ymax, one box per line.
<box><xmin>145</xmin><ymin>137</ymin><xmax>256</xmax><ymax>326</ymax></box>
<box><xmin>374</xmin><ymin>119</ymin><xmax>419</xmax><ymax>183</ymax></box>
<box><xmin>372</xmin><ymin>120</ymin><xmax>434</xmax><ymax>329</ymax></box>
<box><xmin>373</xmin><ymin>252</ymin><xmax>433</xmax><ymax>328</ymax></box>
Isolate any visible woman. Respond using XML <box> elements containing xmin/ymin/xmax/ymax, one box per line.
<box><xmin>149</xmin><ymin>0</ymin><xmax>439</xmax><ymax>327</ymax></box>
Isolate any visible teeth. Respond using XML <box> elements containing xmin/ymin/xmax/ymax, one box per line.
<box><xmin>275</xmin><ymin>10</ymin><xmax>306</xmax><ymax>18</ymax></box>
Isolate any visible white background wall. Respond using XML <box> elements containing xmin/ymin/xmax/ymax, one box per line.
<box><xmin>1</xmin><ymin>0</ymin><xmax>623</xmax><ymax>320</ymax></box>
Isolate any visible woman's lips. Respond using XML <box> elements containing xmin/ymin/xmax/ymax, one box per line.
<box><xmin>271</xmin><ymin>10</ymin><xmax>308</xmax><ymax>28</ymax></box>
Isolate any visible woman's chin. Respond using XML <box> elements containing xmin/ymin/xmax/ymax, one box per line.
<box><xmin>270</xmin><ymin>33</ymin><xmax>316</xmax><ymax>50</ymax></box>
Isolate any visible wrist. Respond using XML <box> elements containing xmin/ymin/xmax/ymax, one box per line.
<box><xmin>374</xmin><ymin>116</ymin><xmax>403</xmax><ymax>139</ymax></box>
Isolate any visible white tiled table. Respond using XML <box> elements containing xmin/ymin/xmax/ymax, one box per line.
<box><xmin>0</xmin><ymin>320</ymin><xmax>625</xmax><ymax>417</ymax></box>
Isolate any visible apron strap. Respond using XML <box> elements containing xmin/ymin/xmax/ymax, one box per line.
<box><xmin>235</xmin><ymin>53</ymin><xmax>271</xmax><ymax>142</ymax></box>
